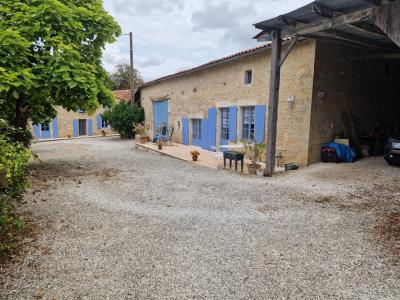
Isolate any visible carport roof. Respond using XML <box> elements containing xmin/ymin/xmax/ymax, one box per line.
<box><xmin>254</xmin><ymin>0</ymin><xmax>400</xmax><ymax>52</ymax></box>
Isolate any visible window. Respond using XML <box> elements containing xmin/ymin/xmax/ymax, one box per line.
<box><xmin>244</xmin><ymin>70</ymin><xmax>252</xmax><ymax>85</ymax></box>
<box><xmin>221</xmin><ymin>108</ymin><xmax>230</xmax><ymax>141</ymax></box>
<box><xmin>242</xmin><ymin>106</ymin><xmax>255</xmax><ymax>140</ymax></box>
<box><xmin>192</xmin><ymin>119</ymin><xmax>202</xmax><ymax>140</ymax></box>
<box><xmin>41</xmin><ymin>123</ymin><xmax>50</xmax><ymax>131</ymax></box>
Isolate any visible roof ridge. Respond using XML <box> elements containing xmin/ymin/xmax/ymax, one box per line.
<box><xmin>142</xmin><ymin>42</ymin><xmax>274</xmax><ymax>87</ymax></box>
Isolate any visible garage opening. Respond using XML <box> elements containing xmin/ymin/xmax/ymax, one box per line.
<box><xmin>308</xmin><ymin>40</ymin><xmax>400</xmax><ymax>165</ymax></box>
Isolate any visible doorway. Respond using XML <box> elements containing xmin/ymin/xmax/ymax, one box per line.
<box><xmin>79</xmin><ymin>119</ymin><xmax>87</xmax><ymax>136</ymax></box>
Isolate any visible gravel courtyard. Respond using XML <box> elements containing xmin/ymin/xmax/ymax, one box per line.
<box><xmin>1</xmin><ymin>137</ymin><xmax>400</xmax><ymax>299</ymax></box>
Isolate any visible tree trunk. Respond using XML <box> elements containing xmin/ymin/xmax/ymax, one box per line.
<box><xmin>14</xmin><ymin>94</ymin><xmax>30</xmax><ymax>146</ymax></box>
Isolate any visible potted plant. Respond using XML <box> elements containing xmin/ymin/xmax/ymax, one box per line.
<box><xmin>242</xmin><ymin>140</ymin><xmax>265</xmax><ymax>175</ymax></box>
<box><xmin>157</xmin><ymin>141</ymin><xmax>163</xmax><ymax>150</ymax></box>
<box><xmin>190</xmin><ymin>150</ymin><xmax>200</xmax><ymax>161</ymax></box>
<box><xmin>134</xmin><ymin>123</ymin><xmax>148</xmax><ymax>144</ymax></box>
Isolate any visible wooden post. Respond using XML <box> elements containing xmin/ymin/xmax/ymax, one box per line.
<box><xmin>129</xmin><ymin>32</ymin><xmax>135</xmax><ymax>105</ymax></box>
<box><xmin>264</xmin><ymin>29</ymin><xmax>282</xmax><ymax>177</ymax></box>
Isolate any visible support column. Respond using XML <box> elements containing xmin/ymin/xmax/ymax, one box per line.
<box><xmin>264</xmin><ymin>29</ymin><xmax>282</xmax><ymax>177</ymax></box>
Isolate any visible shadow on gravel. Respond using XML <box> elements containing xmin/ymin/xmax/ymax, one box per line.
<box><xmin>375</xmin><ymin>212</ymin><xmax>400</xmax><ymax>265</ymax></box>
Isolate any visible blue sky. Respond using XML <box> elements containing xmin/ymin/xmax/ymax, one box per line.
<box><xmin>102</xmin><ymin>0</ymin><xmax>310</xmax><ymax>82</ymax></box>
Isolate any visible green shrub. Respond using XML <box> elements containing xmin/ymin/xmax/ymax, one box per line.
<box><xmin>0</xmin><ymin>121</ymin><xmax>31</xmax><ymax>257</ymax></box>
<box><xmin>103</xmin><ymin>102</ymin><xmax>144</xmax><ymax>139</ymax></box>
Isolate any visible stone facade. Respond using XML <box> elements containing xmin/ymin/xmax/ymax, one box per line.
<box><xmin>140</xmin><ymin>40</ymin><xmax>316</xmax><ymax>167</ymax></box>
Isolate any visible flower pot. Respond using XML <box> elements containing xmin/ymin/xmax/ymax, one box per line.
<box><xmin>247</xmin><ymin>163</ymin><xmax>260</xmax><ymax>175</ymax></box>
<box><xmin>192</xmin><ymin>155</ymin><xmax>198</xmax><ymax>161</ymax></box>
<box><xmin>139</xmin><ymin>136</ymin><xmax>147</xmax><ymax>144</ymax></box>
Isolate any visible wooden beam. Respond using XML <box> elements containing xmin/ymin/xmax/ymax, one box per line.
<box><xmin>312</xmin><ymin>4</ymin><xmax>342</xmax><ymax>18</ymax></box>
<box><xmin>265</xmin><ymin>29</ymin><xmax>282</xmax><ymax>177</ymax></box>
<box><xmin>283</xmin><ymin>7</ymin><xmax>376</xmax><ymax>37</ymax></box>
<box><xmin>279</xmin><ymin>36</ymin><xmax>299</xmax><ymax>66</ymax></box>
<box><xmin>326</xmin><ymin>29</ymin><xmax>397</xmax><ymax>50</ymax></box>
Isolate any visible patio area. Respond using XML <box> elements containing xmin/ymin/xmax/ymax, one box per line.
<box><xmin>135</xmin><ymin>141</ymin><xmax>285</xmax><ymax>175</ymax></box>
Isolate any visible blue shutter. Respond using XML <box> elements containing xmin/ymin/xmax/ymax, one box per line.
<box><xmin>229</xmin><ymin>106</ymin><xmax>237</xmax><ymax>142</ymax></box>
<box><xmin>73</xmin><ymin>119</ymin><xmax>79</xmax><ymax>137</ymax></box>
<box><xmin>254</xmin><ymin>105</ymin><xmax>266</xmax><ymax>143</ymax></box>
<box><xmin>182</xmin><ymin>118</ymin><xmax>189</xmax><ymax>145</ymax></box>
<box><xmin>33</xmin><ymin>124</ymin><xmax>40</xmax><ymax>139</ymax></box>
<box><xmin>52</xmin><ymin>118</ymin><xmax>59</xmax><ymax>138</ymax></box>
<box><xmin>87</xmin><ymin>119</ymin><xmax>93</xmax><ymax>136</ymax></box>
<box><xmin>206</xmin><ymin>107</ymin><xmax>217</xmax><ymax>151</ymax></box>
<box><xmin>200</xmin><ymin>118</ymin><xmax>208</xmax><ymax>149</ymax></box>
<box><xmin>97</xmin><ymin>114</ymin><xmax>102</xmax><ymax>129</ymax></box>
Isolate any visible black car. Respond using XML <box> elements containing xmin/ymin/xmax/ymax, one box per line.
<box><xmin>384</xmin><ymin>138</ymin><xmax>400</xmax><ymax>165</ymax></box>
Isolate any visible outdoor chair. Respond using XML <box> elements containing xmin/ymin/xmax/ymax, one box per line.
<box><xmin>153</xmin><ymin>123</ymin><xmax>174</xmax><ymax>143</ymax></box>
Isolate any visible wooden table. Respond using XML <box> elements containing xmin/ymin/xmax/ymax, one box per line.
<box><xmin>223</xmin><ymin>151</ymin><xmax>244</xmax><ymax>172</ymax></box>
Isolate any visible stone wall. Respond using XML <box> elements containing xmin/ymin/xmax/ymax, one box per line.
<box><xmin>141</xmin><ymin>40</ymin><xmax>317</xmax><ymax>167</ymax></box>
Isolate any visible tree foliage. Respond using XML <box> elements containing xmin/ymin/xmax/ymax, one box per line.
<box><xmin>105</xmin><ymin>64</ymin><xmax>144</xmax><ymax>91</ymax></box>
<box><xmin>0</xmin><ymin>0</ymin><xmax>121</xmax><ymax>141</ymax></box>
<box><xmin>103</xmin><ymin>102</ymin><xmax>144</xmax><ymax>139</ymax></box>
<box><xmin>0</xmin><ymin>120</ymin><xmax>30</xmax><ymax>257</ymax></box>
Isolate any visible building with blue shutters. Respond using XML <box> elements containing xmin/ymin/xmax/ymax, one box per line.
<box><xmin>139</xmin><ymin>40</ymin><xmax>317</xmax><ymax>167</ymax></box>
<box><xmin>30</xmin><ymin>90</ymin><xmax>130</xmax><ymax>140</ymax></box>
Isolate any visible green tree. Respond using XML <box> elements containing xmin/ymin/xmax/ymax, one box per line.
<box><xmin>0</xmin><ymin>0</ymin><xmax>121</xmax><ymax>143</ymax></box>
<box><xmin>105</xmin><ymin>64</ymin><xmax>144</xmax><ymax>91</ymax></box>
<box><xmin>103</xmin><ymin>102</ymin><xmax>144</xmax><ymax>139</ymax></box>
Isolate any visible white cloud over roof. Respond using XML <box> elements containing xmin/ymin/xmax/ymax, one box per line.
<box><xmin>102</xmin><ymin>0</ymin><xmax>310</xmax><ymax>81</ymax></box>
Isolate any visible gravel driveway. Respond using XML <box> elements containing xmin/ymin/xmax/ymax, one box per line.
<box><xmin>1</xmin><ymin>137</ymin><xmax>400</xmax><ymax>299</ymax></box>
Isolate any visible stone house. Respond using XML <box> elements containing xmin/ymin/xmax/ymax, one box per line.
<box><xmin>31</xmin><ymin>90</ymin><xmax>131</xmax><ymax>140</ymax></box>
<box><xmin>139</xmin><ymin>32</ymin><xmax>399</xmax><ymax>167</ymax></box>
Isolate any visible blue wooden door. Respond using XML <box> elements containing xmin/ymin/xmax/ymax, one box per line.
<box><xmin>182</xmin><ymin>118</ymin><xmax>189</xmax><ymax>145</ymax></box>
<box><xmin>40</xmin><ymin>123</ymin><xmax>51</xmax><ymax>139</ymax></box>
<box><xmin>153</xmin><ymin>100</ymin><xmax>168</xmax><ymax>131</ymax></box>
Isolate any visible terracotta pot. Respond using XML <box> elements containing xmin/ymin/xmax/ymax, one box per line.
<box><xmin>139</xmin><ymin>136</ymin><xmax>147</xmax><ymax>144</ymax></box>
<box><xmin>247</xmin><ymin>163</ymin><xmax>260</xmax><ymax>175</ymax></box>
<box><xmin>192</xmin><ymin>155</ymin><xmax>198</xmax><ymax>161</ymax></box>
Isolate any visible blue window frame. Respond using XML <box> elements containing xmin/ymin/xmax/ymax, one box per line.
<box><xmin>220</xmin><ymin>108</ymin><xmax>230</xmax><ymax>144</ymax></box>
<box><xmin>192</xmin><ymin>119</ymin><xmax>202</xmax><ymax>140</ymax></box>
<box><xmin>244</xmin><ymin>70</ymin><xmax>252</xmax><ymax>85</ymax></box>
<box><xmin>242</xmin><ymin>106</ymin><xmax>255</xmax><ymax>140</ymax></box>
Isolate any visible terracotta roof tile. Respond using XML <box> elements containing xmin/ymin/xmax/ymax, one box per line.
<box><xmin>112</xmin><ymin>90</ymin><xmax>132</xmax><ymax>102</ymax></box>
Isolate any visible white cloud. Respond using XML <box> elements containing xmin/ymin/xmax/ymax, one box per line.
<box><xmin>102</xmin><ymin>0</ymin><xmax>311</xmax><ymax>81</ymax></box>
